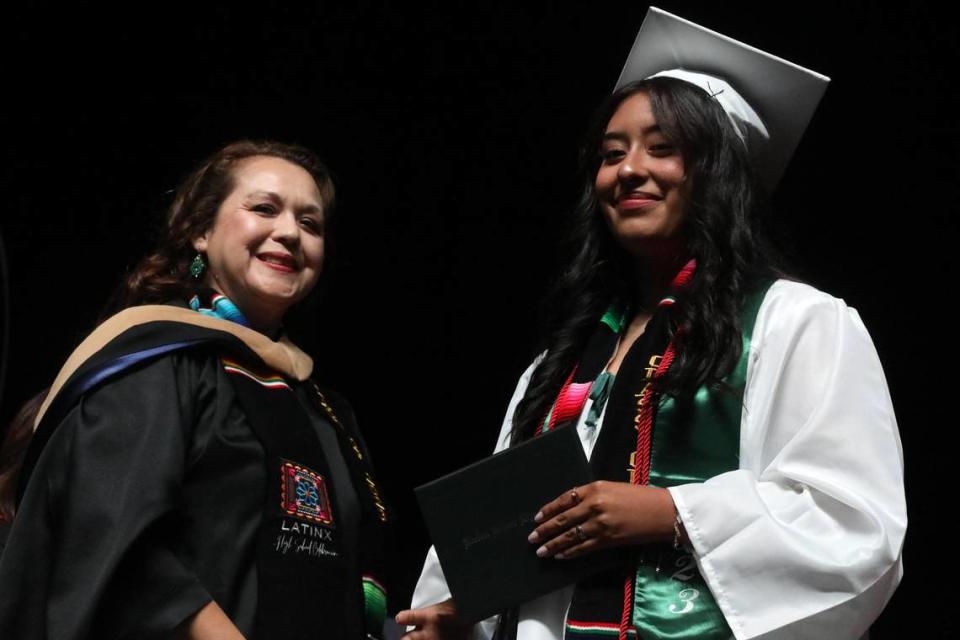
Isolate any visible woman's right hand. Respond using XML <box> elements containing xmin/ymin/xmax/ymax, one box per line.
<box><xmin>396</xmin><ymin>598</ymin><xmax>470</xmax><ymax>640</ymax></box>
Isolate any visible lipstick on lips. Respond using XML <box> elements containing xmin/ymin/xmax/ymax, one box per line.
<box><xmin>617</xmin><ymin>191</ymin><xmax>662</xmax><ymax>212</ymax></box>
<box><xmin>257</xmin><ymin>252</ymin><xmax>299</xmax><ymax>273</ymax></box>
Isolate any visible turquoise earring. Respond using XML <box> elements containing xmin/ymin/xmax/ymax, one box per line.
<box><xmin>190</xmin><ymin>253</ymin><xmax>207</xmax><ymax>279</ymax></box>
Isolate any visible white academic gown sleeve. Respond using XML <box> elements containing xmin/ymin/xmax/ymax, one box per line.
<box><xmin>412</xmin><ymin>280</ymin><xmax>904</xmax><ymax>640</ymax></box>
<box><xmin>409</xmin><ymin>357</ymin><xmax>543</xmax><ymax>640</ymax></box>
<box><xmin>668</xmin><ymin>280</ymin><xmax>906</xmax><ymax>639</ymax></box>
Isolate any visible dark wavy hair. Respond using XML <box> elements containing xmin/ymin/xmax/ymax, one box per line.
<box><xmin>1</xmin><ymin>140</ymin><xmax>335</xmax><ymax>519</ymax></box>
<box><xmin>0</xmin><ymin>392</ymin><xmax>44</xmax><ymax>523</ymax></box>
<box><xmin>104</xmin><ymin>139</ymin><xmax>336</xmax><ymax>314</ymax></box>
<box><xmin>510</xmin><ymin>77</ymin><xmax>786</xmax><ymax>444</ymax></box>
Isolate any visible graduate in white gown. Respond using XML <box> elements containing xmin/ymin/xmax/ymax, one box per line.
<box><xmin>398</xmin><ymin>8</ymin><xmax>905</xmax><ymax>640</ymax></box>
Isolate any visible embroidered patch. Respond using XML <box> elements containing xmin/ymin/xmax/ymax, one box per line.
<box><xmin>280</xmin><ymin>461</ymin><xmax>334</xmax><ymax>525</ymax></box>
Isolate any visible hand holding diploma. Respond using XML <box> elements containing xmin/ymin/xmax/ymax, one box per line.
<box><xmin>527</xmin><ymin>481</ymin><xmax>685</xmax><ymax>560</ymax></box>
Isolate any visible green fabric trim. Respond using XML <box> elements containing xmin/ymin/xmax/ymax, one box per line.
<box><xmin>585</xmin><ymin>371</ymin><xmax>615</xmax><ymax>429</ymax></box>
<box><xmin>631</xmin><ymin>281</ymin><xmax>773</xmax><ymax>639</ymax></box>
<box><xmin>600</xmin><ymin>303</ymin><xmax>629</xmax><ymax>334</ymax></box>
<box><xmin>363</xmin><ymin>578</ymin><xmax>388</xmax><ymax>634</ymax></box>
<box><xmin>650</xmin><ymin>282</ymin><xmax>770</xmax><ymax>486</ymax></box>
<box><xmin>541</xmin><ymin>404</ymin><xmax>556</xmax><ymax>433</ymax></box>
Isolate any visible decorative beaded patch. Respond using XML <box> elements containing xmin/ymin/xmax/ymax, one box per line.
<box><xmin>280</xmin><ymin>460</ymin><xmax>334</xmax><ymax>525</ymax></box>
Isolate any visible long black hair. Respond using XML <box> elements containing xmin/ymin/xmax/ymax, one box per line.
<box><xmin>510</xmin><ymin>77</ymin><xmax>786</xmax><ymax>444</ymax></box>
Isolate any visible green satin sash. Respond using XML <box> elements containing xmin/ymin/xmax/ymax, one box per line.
<box><xmin>630</xmin><ymin>283</ymin><xmax>770</xmax><ymax>640</ymax></box>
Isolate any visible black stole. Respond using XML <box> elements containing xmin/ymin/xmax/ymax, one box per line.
<box><xmin>563</xmin><ymin>299</ymin><xmax>677</xmax><ymax>635</ymax></box>
<box><xmin>225</xmin><ymin>363</ymin><xmax>389</xmax><ymax>640</ymax></box>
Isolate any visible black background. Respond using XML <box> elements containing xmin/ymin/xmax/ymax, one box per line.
<box><xmin>2</xmin><ymin>2</ymin><xmax>956</xmax><ymax>637</ymax></box>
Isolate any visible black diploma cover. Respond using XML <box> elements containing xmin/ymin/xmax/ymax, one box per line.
<box><xmin>415</xmin><ymin>426</ymin><xmax>623</xmax><ymax>623</ymax></box>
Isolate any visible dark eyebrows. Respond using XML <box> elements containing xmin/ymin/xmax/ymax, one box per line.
<box><xmin>601</xmin><ymin>132</ymin><xmax>630</xmax><ymax>144</ymax></box>
<box><xmin>246</xmin><ymin>190</ymin><xmax>281</xmax><ymax>201</ymax></box>
<box><xmin>601</xmin><ymin>124</ymin><xmax>664</xmax><ymax>143</ymax></box>
<box><xmin>245</xmin><ymin>190</ymin><xmax>323</xmax><ymax>216</ymax></box>
<box><xmin>297</xmin><ymin>203</ymin><xmax>324</xmax><ymax>217</ymax></box>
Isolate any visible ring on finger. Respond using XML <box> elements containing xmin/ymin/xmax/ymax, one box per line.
<box><xmin>570</xmin><ymin>487</ymin><xmax>580</xmax><ymax>504</ymax></box>
<box><xmin>575</xmin><ymin>524</ymin><xmax>587</xmax><ymax>543</ymax></box>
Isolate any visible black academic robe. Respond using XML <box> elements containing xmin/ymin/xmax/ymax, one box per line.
<box><xmin>0</xmin><ymin>346</ymin><xmax>366</xmax><ymax>639</ymax></box>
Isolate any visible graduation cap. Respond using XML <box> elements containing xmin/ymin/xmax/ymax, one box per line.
<box><xmin>615</xmin><ymin>7</ymin><xmax>830</xmax><ymax>188</ymax></box>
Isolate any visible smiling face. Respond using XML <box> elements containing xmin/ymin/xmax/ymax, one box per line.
<box><xmin>193</xmin><ymin>155</ymin><xmax>326</xmax><ymax>332</ymax></box>
<box><xmin>595</xmin><ymin>91</ymin><xmax>688</xmax><ymax>258</ymax></box>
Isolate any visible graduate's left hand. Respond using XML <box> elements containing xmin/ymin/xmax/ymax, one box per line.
<box><xmin>527</xmin><ymin>481</ymin><xmax>677</xmax><ymax>560</ymax></box>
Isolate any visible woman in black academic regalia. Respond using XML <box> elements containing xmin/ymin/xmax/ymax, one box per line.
<box><xmin>0</xmin><ymin>140</ymin><xmax>390</xmax><ymax>640</ymax></box>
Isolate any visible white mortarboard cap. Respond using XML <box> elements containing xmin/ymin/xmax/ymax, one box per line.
<box><xmin>615</xmin><ymin>7</ymin><xmax>830</xmax><ymax>188</ymax></box>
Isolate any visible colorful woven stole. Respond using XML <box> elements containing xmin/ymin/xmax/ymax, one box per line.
<box><xmin>537</xmin><ymin>261</ymin><xmax>694</xmax><ymax>438</ymax></box>
<box><xmin>532</xmin><ymin>266</ymin><xmax>770</xmax><ymax>640</ymax></box>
